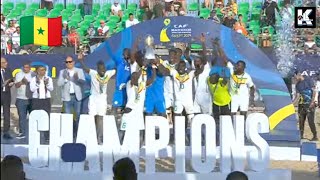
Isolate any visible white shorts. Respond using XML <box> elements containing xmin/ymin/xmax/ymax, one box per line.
<box><xmin>193</xmin><ymin>97</ymin><xmax>212</xmax><ymax>115</ymax></box>
<box><xmin>231</xmin><ymin>94</ymin><xmax>249</xmax><ymax>113</ymax></box>
<box><xmin>88</xmin><ymin>95</ymin><xmax>107</xmax><ymax>116</ymax></box>
<box><xmin>174</xmin><ymin>100</ymin><xmax>194</xmax><ymax>115</ymax></box>
<box><xmin>120</xmin><ymin>110</ymin><xmax>145</xmax><ymax>131</ymax></box>
<box><xmin>165</xmin><ymin>93</ymin><xmax>174</xmax><ymax>109</ymax></box>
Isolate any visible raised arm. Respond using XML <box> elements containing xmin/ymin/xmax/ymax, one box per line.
<box><xmin>130</xmin><ymin>37</ymin><xmax>142</xmax><ymax>63</ymax></box>
<box><xmin>77</xmin><ymin>53</ymin><xmax>90</xmax><ymax>74</ymax></box>
<box><xmin>200</xmin><ymin>33</ymin><xmax>208</xmax><ymax>65</ymax></box>
<box><xmin>155</xmin><ymin>57</ymin><xmax>170</xmax><ymax>76</ymax></box>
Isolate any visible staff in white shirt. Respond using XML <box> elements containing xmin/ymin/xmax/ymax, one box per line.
<box><xmin>125</xmin><ymin>13</ymin><xmax>139</xmax><ymax>28</ymax></box>
<box><xmin>14</xmin><ymin>62</ymin><xmax>35</xmax><ymax>139</ymax></box>
<box><xmin>30</xmin><ymin>65</ymin><xmax>54</xmax><ymax>142</ymax></box>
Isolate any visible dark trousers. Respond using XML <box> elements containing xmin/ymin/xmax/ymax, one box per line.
<box><xmin>1</xmin><ymin>92</ymin><xmax>11</xmax><ymax>134</ymax></box>
<box><xmin>212</xmin><ymin>103</ymin><xmax>231</xmax><ymax>144</ymax></box>
<box><xmin>31</xmin><ymin>98</ymin><xmax>51</xmax><ymax>141</ymax></box>
<box><xmin>41</xmin><ymin>0</ymin><xmax>53</xmax><ymax>10</ymax></box>
<box><xmin>15</xmin><ymin>99</ymin><xmax>32</xmax><ymax>135</ymax></box>
<box><xmin>84</xmin><ymin>4</ymin><xmax>92</xmax><ymax>15</ymax></box>
<box><xmin>298</xmin><ymin>104</ymin><xmax>317</xmax><ymax>138</ymax></box>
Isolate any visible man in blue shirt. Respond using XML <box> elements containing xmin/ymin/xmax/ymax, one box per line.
<box><xmin>293</xmin><ymin>71</ymin><xmax>318</xmax><ymax>141</ymax></box>
<box><xmin>109</xmin><ymin>48</ymin><xmax>132</xmax><ymax>113</ymax></box>
<box><xmin>144</xmin><ymin>58</ymin><xmax>170</xmax><ymax>116</ymax></box>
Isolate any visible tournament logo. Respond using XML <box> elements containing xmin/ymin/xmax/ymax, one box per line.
<box><xmin>160</xmin><ymin>19</ymin><xmax>171</xmax><ymax>42</ymax></box>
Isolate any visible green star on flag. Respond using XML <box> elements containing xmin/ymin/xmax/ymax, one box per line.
<box><xmin>37</xmin><ymin>27</ymin><xmax>45</xmax><ymax>35</ymax></box>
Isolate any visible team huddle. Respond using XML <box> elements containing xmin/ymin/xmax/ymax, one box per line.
<box><xmin>76</xmin><ymin>35</ymin><xmax>255</xmax><ymax>144</ymax></box>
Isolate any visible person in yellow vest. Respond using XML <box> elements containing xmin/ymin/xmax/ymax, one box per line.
<box><xmin>208</xmin><ymin>71</ymin><xmax>231</xmax><ymax>131</ymax></box>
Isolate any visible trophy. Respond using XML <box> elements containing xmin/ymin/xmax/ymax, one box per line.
<box><xmin>144</xmin><ymin>34</ymin><xmax>156</xmax><ymax>60</ymax></box>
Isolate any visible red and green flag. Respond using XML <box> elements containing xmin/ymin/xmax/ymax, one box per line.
<box><xmin>20</xmin><ymin>16</ymin><xmax>62</xmax><ymax>46</ymax></box>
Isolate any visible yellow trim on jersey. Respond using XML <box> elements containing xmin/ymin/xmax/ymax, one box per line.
<box><xmin>96</xmin><ymin>74</ymin><xmax>110</xmax><ymax>84</ymax></box>
<box><xmin>231</xmin><ymin>74</ymin><xmax>247</xmax><ymax>84</ymax></box>
<box><xmin>175</xmin><ymin>73</ymin><xmax>190</xmax><ymax>83</ymax></box>
<box><xmin>269</xmin><ymin>104</ymin><xmax>296</xmax><ymax>130</ymax></box>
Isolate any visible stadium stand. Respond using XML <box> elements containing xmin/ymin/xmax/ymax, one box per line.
<box><xmin>1</xmin><ymin>0</ymin><xmax>319</xmax><ymax>55</ymax></box>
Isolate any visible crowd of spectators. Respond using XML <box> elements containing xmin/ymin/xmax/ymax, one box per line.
<box><xmin>1</xmin><ymin>0</ymin><xmax>319</xmax><ymax>55</ymax></box>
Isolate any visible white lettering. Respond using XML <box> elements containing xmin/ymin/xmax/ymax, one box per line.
<box><xmin>29</xmin><ymin>110</ymin><xmax>49</xmax><ymax>167</ymax></box>
<box><xmin>246</xmin><ymin>113</ymin><xmax>270</xmax><ymax>171</ymax></box>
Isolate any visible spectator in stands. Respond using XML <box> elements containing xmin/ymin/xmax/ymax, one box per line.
<box><xmin>223</xmin><ymin>12</ymin><xmax>236</xmax><ymax>28</ymax></box>
<box><xmin>98</xmin><ymin>20</ymin><xmax>109</xmax><ymax>36</ymax></box>
<box><xmin>247</xmin><ymin>30</ymin><xmax>255</xmax><ymax>43</ymax></box>
<box><xmin>5</xmin><ymin>20</ymin><xmax>16</xmax><ymax>37</ymax></box>
<box><xmin>228</xmin><ymin>0</ymin><xmax>238</xmax><ymax>15</ymax></box>
<box><xmin>226</xmin><ymin>171</ymin><xmax>248</xmax><ymax>180</ymax></box>
<box><xmin>237</xmin><ymin>14</ymin><xmax>246</xmax><ymax>27</ymax></box>
<box><xmin>68</xmin><ymin>27</ymin><xmax>80</xmax><ymax>47</ymax></box>
<box><xmin>87</xmin><ymin>24</ymin><xmax>96</xmax><ymax>37</ymax></box>
<box><xmin>41</xmin><ymin>0</ymin><xmax>53</xmax><ymax>11</ymax></box>
<box><xmin>1</xmin><ymin>57</ymin><xmax>14</xmax><ymax>139</ymax></box>
<box><xmin>165</xmin><ymin>0</ymin><xmax>173</xmax><ymax>12</ymax></box>
<box><xmin>175</xmin><ymin>0</ymin><xmax>186</xmax><ymax>13</ymax></box>
<box><xmin>83</xmin><ymin>0</ymin><xmax>93</xmax><ymax>15</ymax></box>
<box><xmin>178</xmin><ymin>6</ymin><xmax>186</xmax><ymax>16</ymax></box>
<box><xmin>304</xmin><ymin>34</ymin><xmax>318</xmax><ymax>54</ymax></box>
<box><xmin>30</xmin><ymin>65</ymin><xmax>54</xmax><ymax>142</ymax></box>
<box><xmin>11</xmin><ymin>26</ymin><xmax>21</xmax><ymax>54</ymax></box>
<box><xmin>12</xmin><ymin>18</ymin><xmax>19</xmax><ymax>28</ymax></box>
<box><xmin>153</xmin><ymin>0</ymin><xmax>165</xmax><ymax>19</ymax></box>
<box><xmin>113</xmin><ymin>157</ymin><xmax>137</xmax><ymax>180</ymax></box>
<box><xmin>14</xmin><ymin>61</ymin><xmax>35</xmax><ymax>139</ymax></box>
<box><xmin>143</xmin><ymin>6</ymin><xmax>153</xmax><ymax>20</ymax></box>
<box><xmin>166</xmin><ymin>5</ymin><xmax>178</xmax><ymax>17</ymax></box>
<box><xmin>215</xmin><ymin>0</ymin><xmax>224</xmax><ymax>9</ymax></box>
<box><xmin>208</xmin><ymin>10</ymin><xmax>221</xmax><ymax>24</ymax></box>
<box><xmin>111</xmin><ymin>0</ymin><xmax>123</xmax><ymax>17</ymax></box>
<box><xmin>1</xmin><ymin>29</ymin><xmax>7</xmax><ymax>55</ymax></box>
<box><xmin>126</xmin><ymin>13</ymin><xmax>139</xmax><ymax>28</ymax></box>
<box><xmin>1</xmin><ymin>14</ymin><xmax>6</xmax><ymax>31</ymax></box>
<box><xmin>204</xmin><ymin>0</ymin><xmax>211</xmax><ymax>8</ymax></box>
<box><xmin>234</xmin><ymin>22</ymin><xmax>248</xmax><ymax>36</ymax></box>
<box><xmin>140</xmin><ymin>0</ymin><xmax>149</xmax><ymax>8</ymax></box>
<box><xmin>1</xmin><ymin>155</ymin><xmax>25</xmax><ymax>180</ymax></box>
<box><xmin>260</xmin><ymin>28</ymin><xmax>272</xmax><ymax>47</ymax></box>
<box><xmin>62</xmin><ymin>21</ymin><xmax>69</xmax><ymax>37</ymax></box>
<box><xmin>261</xmin><ymin>0</ymin><xmax>281</xmax><ymax>30</ymax></box>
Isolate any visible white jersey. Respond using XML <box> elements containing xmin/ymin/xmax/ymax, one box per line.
<box><xmin>89</xmin><ymin>69</ymin><xmax>115</xmax><ymax>96</ymax></box>
<box><xmin>193</xmin><ymin>68</ymin><xmax>212</xmax><ymax>114</ymax></box>
<box><xmin>163</xmin><ymin>60</ymin><xmax>176</xmax><ymax>95</ymax></box>
<box><xmin>121</xmin><ymin>75</ymin><xmax>147</xmax><ymax>130</ymax></box>
<box><xmin>227</xmin><ymin>62</ymin><xmax>254</xmax><ymax>98</ymax></box>
<box><xmin>171</xmin><ymin>69</ymin><xmax>195</xmax><ymax>102</ymax></box>
<box><xmin>130</xmin><ymin>61</ymin><xmax>139</xmax><ymax>74</ymax></box>
<box><xmin>125</xmin><ymin>75</ymin><xmax>147</xmax><ymax>111</ymax></box>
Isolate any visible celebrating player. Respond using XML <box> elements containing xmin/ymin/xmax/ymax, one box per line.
<box><xmin>78</xmin><ymin>54</ymin><xmax>116</xmax><ymax>144</ymax></box>
<box><xmin>144</xmin><ymin>58</ymin><xmax>170</xmax><ymax>117</ymax></box>
<box><xmin>120</xmin><ymin>66</ymin><xmax>157</xmax><ymax>145</ymax></box>
<box><xmin>107</xmin><ymin>48</ymin><xmax>132</xmax><ymax>114</ymax></box>
<box><xmin>193</xmin><ymin>34</ymin><xmax>212</xmax><ymax>115</ymax></box>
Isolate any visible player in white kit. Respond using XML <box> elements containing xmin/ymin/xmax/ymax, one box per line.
<box><xmin>78</xmin><ymin>55</ymin><xmax>116</xmax><ymax>144</ymax></box>
<box><xmin>193</xmin><ymin>56</ymin><xmax>212</xmax><ymax>115</ymax></box>
<box><xmin>120</xmin><ymin>66</ymin><xmax>156</xmax><ymax>145</ymax></box>
<box><xmin>227</xmin><ymin>60</ymin><xmax>255</xmax><ymax>119</ymax></box>
<box><xmin>169</xmin><ymin>61</ymin><xmax>195</xmax><ymax>121</ymax></box>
